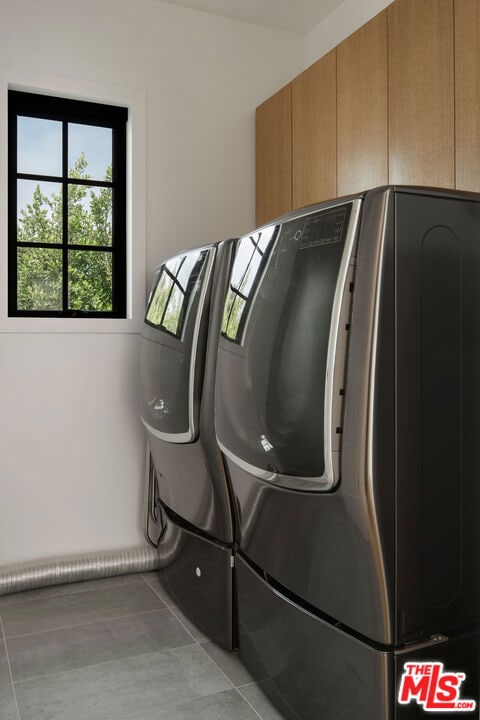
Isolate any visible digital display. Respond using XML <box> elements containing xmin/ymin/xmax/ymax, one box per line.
<box><xmin>300</xmin><ymin>205</ymin><xmax>349</xmax><ymax>249</ymax></box>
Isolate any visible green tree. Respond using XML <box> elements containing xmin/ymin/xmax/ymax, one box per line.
<box><xmin>17</xmin><ymin>153</ymin><xmax>113</xmax><ymax>312</ymax></box>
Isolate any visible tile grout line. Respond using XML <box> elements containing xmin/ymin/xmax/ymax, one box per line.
<box><xmin>10</xmin><ymin>642</ymin><xmax>206</xmax><ymax>688</ymax></box>
<box><xmin>140</xmin><ymin>574</ymin><xmax>239</xmax><ymax>692</ymax></box>
<box><xmin>236</xmin><ymin>679</ymin><xmax>260</xmax><ymax>689</ymax></box>
<box><xmin>195</xmin><ymin>642</ymin><xmax>237</xmax><ymax>691</ymax></box>
<box><xmin>6</xmin><ymin>572</ymin><xmax>264</xmax><ymax>719</ymax></box>
<box><xmin>140</xmin><ymin>573</ymin><xmax>202</xmax><ymax>646</ymax></box>
<box><xmin>0</xmin><ymin>614</ymin><xmax>21</xmax><ymax>720</ymax></box>
<box><xmin>3</xmin><ymin>605</ymin><xmax>171</xmax><ymax>641</ymax></box>
<box><xmin>114</xmin><ymin>687</ymin><xmax>257</xmax><ymax>720</ymax></box>
<box><xmin>0</xmin><ymin>575</ymin><xmax>144</xmax><ymax>609</ymax></box>
<box><xmin>236</xmin><ymin>686</ymin><xmax>267</xmax><ymax>720</ymax></box>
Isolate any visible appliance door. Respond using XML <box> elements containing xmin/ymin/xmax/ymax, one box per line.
<box><xmin>140</xmin><ymin>246</ymin><xmax>214</xmax><ymax>443</ymax></box>
<box><xmin>216</xmin><ymin>194</ymin><xmax>401</xmax><ymax>645</ymax></box>
<box><xmin>216</xmin><ymin>199</ymin><xmax>360</xmax><ymax>492</ymax></box>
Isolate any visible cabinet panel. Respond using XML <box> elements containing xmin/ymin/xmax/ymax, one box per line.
<box><xmin>255</xmin><ymin>84</ymin><xmax>292</xmax><ymax>227</ymax></box>
<box><xmin>388</xmin><ymin>0</ymin><xmax>454</xmax><ymax>188</ymax></box>
<box><xmin>455</xmin><ymin>0</ymin><xmax>480</xmax><ymax>192</ymax></box>
<box><xmin>292</xmin><ymin>50</ymin><xmax>336</xmax><ymax>209</ymax></box>
<box><xmin>337</xmin><ymin>11</ymin><xmax>388</xmax><ymax>196</ymax></box>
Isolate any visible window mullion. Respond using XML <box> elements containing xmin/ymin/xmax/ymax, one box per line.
<box><xmin>112</xmin><ymin>122</ymin><xmax>127</xmax><ymax>316</ymax></box>
<box><xmin>62</xmin><ymin>121</ymin><xmax>69</xmax><ymax>313</ymax></box>
<box><xmin>8</xmin><ymin>106</ymin><xmax>18</xmax><ymax>315</ymax></box>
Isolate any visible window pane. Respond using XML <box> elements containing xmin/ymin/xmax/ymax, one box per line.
<box><xmin>145</xmin><ymin>249</ymin><xmax>209</xmax><ymax>336</ymax></box>
<box><xmin>162</xmin><ymin>284</ymin><xmax>184</xmax><ymax>336</ymax></box>
<box><xmin>146</xmin><ymin>271</ymin><xmax>173</xmax><ymax>326</ymax></box>
<box><xmin>230</xmin><ymin>237</ymin><xmax>258</xmax><ymax>291</ymax></box>
<box><xmin>221</xmin><ymin>288</ymin><xmax>236</xmax><ymax>335</ymax></box>
<box><xmin>17</xmin><ymin>180</ymin><xmax>62</xmax><ymax>244</ymax></box>
<box><xmin>232</xmin><ymin>233</ymin><xmax>269</xmax><ymax>296</ymax></box>
<box><xmin>257</xmin><ymin>226</ymin><xmax>276</xmax><ymax>253</ymax></box>
<box><xmin>17</xmin><ymin>247</ymin><xmax>62</xmax><ymax>311</ymax></box>
<box><xmin>68</xmin><ymin>124</ymin><xmax>112</xmax><ymax>181</ymax></box>
<box><xmin>68</xmin><ymin>250</ymin><xmax>113</xmax><ymax>312</ymax></box>
<box><xmin>221</xmin><ymin>229</ymin><xmax>277</xmax><ymax>344</ymax></box>
<box><xmin>223</xmin><ymin>296</ymin><xmax>246</xmax><ymax>341</ymax></box>
<box><xmin>17</xmin><ymin>116</ymin><xmax>62</xmax><ymax>177</ymax></box>
<box><xmin>238</xmin><ymin>245</ymin><xmax>262</xmax><ymax>296</ymax></box>
<box><xmin>164</xmin><ymin>256</ymin><xmax>184</xmax><ymax>277</ymax></box>
<box><xmin>68</xmin><ymin>185</ymin><xmax>112</xmax><ymax>246</ymax></box>
<box><xmin>176</xmin><ymin>249</ymin><xmax>206</xmax><ymax>291</ymax></box>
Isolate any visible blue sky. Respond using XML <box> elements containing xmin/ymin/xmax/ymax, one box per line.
<box><xmin>17</xmin><ymin>116</ymin><xmax>112</xmax><ymax>218</ymax></box>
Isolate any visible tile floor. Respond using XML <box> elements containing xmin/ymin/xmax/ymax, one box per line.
<box><xmin>0</xmin><ymin>571</ymin><xmax>283</xmax><ymax>720</ymax></box>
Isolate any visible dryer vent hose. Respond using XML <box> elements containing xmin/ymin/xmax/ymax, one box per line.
<box><xmin>0</xmin><ymin>520</ymin><xmax>181</xmax><ymax>597</ymax></box>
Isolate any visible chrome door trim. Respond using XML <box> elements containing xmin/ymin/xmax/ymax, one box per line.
<box><xmin>141</xmin><ymin>416</ymin><xmax>193</xmax><ymax>444</ymax></box>
<box><xmin>186</xmin><ymin>247</ymin><xmax>216</xmax><ymax>442</ymax></box>
<box><xmin>218</xmin><ymin>441</ymin><xmax>337</xmax><ymax>492</ymax></box>
<box><xmin>322</xmin><ymin>198</ymin><xmax>361</xmax><ymax>488</ymax></box>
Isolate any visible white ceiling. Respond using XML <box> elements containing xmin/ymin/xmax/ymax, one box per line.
<box><xmin>158</xmin><ymin>0</ymin><xmax>348</xmax><ymax>35</ymax></box>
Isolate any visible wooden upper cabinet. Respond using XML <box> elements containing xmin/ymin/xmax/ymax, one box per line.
<box><xmin>255</xmin><ymin>84</ymin><xmax>292</xmax><ymax>227</ymax></box>
<box><xmin>388</xmin><ymin>0</ymin><xmax>454</xmax><ymax>188</ymax></box>
<box><xmin>292</xmin><ymin>50</ymin><xmax>336</xmax><ymax>210</ymax></box>
<box><xmin>455</xmin><ymin>0</ymin><xmax>480</xmax><ymax>192</ymax></box>
<box><xmin>337</xmin><ymin>11</ymin><xmax>388</xmax><ymax>196</ymax></box>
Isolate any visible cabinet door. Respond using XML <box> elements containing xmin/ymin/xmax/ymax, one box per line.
<box><xmin>292</xmin><ymin>50</ymin><xmax>336</xmax><ymax>209</ymax></box>
<box><xmin>388</xmin><ymin>0</ymin><xmax>454</xmax><ymax>188</ymax></box>
<box><xmin>337</xmin><ymin>11</ymin><xmax>388</xmax><ymax>196</ymax></box>
<box><xmin>256</xmin><ymin>84</ymin><xmax>292</xmax><ymax>227</ymax></box>
<box><xmin>455</xmin><ymin>0</ymin><xmax>480</xmax><ymax>192</ymax></box>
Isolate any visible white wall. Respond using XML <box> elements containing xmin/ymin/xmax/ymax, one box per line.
<box><xmin>0</xmin><ymin>0</ymin><xmax>304</xmax><ymax>566</ymax></box>
<box><xmin>304</xmin><ymin>0</ymin><xmax>393</xmax><ymax>68</ymax></box>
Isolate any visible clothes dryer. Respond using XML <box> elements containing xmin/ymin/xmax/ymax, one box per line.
<box><xmin>215</xmin><ymin>187</ymin><xmax>480</xmax><ymax>717</ymax></box>
<box><xmin>140</xmin><ymin>239</ymin><xmax>235</xmax><ymax>647</ymax></box>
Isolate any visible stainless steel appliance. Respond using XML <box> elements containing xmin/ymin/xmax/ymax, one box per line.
<box><xmin>140</xmin><ymin>239</ymin><xmax>235</xmax><ymax>648</ymax></box>
<box><xmin>215</xmin><ymin>186</ymin><xmax>480</xmax><ymax>718</ymax></box>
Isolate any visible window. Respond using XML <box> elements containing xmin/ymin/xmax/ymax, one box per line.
<box><xmin>221</xmin><ymin>227</ymin><xmax>276</xmax><ymax>343</ymax></box>
<box><xmin>145</xmin><ymin>249</ymin><xmax>209</xmax><ymax>339</ymax></box>
<box><xmin>8</xmin><ymin>90</ymin><xmax>127</xmax><ymax>317</ymax></box>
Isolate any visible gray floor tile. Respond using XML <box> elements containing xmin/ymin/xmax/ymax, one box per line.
<box><xmin>166</xmin><ymin>604</ymin><xmax>210</xmax><ymax>643</ymax></box>
<box><xmin>0</xmin><ymin>683</ymin><xmax>19</xmax><ymax>720</ymax></box>
<box><xmin>0</xmin><ymin>640</ymin><xmax>12</xmax><ymax>687</ymax></box>
<box><xmin>239</xmin><ymin>680</ymin><xmax>292</xmax><ymax>720</ymax></box>
<box><xmin>140</xmin><ymin>573</ymin><xmax>170</xmax><ymax>605</ymax></box>
<box><xmin>7</xmin><ymin>609</ymin><xmax>193</xmax><ymax>683</ymax></box>
<box><xmin>15</xmin><ymin>644</ymin><xmax>232</xmax><ymax>720</ymax></box>
<box><xmin>122</xmin><ymin>688</ymin><xmax>261</xmax><ymax>720</ymax></box>
<box><xmin>2</xmin><ymin>583</ymin><xmax>165</xmax><ymax>638</ymax></box>
<box><xmin>201</xmin><ymin>641</ymin><xmax>256</xmax><ymax>687</ymax></box>
<box><xmin>0</xmin><ymin>574</ymin><xmax>144</xmax><ymax>608</ymax></box>
<box><xmin>142</xmin><ymin>573</ymin><xmax>210</xmax><ymax>643</ymax></box>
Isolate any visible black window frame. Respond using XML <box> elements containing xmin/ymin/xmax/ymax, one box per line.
<box><xmin>221</xmin><ymin>228</ymin><xmax>277</xmax><ymax>344</ymax></box>
<box><xmin>145</xmin><ymin>250</ymin><xmax>209</xmax><ymax>339</ymax></box>
<box><xmin>8</xmin><ymin>90</ymin><xmax>128</xmax><ymax>318</ymax></box>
